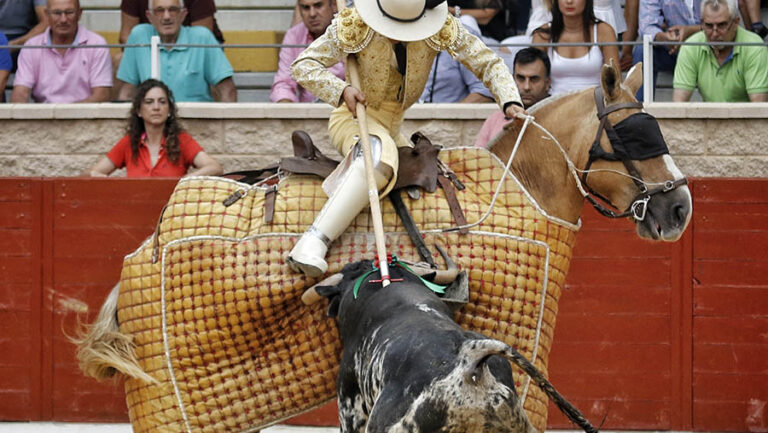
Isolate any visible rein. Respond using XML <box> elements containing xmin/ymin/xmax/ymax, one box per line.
<box><xmin>444</xmin><ymin>114</ymin><xmax>536</xmax><ymax>233</ymax></box>
<box><xmin>442</xmin><ymin>85</ymin><xmax>688</xmax><ymax>233</ymax></box>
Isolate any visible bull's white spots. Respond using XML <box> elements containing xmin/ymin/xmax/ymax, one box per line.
<box><xmin>354</xmin><ymin>326</ymin><xmax>388</xmax><ymax>411</ymax></box>
<box><xmin>339</xmin><ymin>288</ymin><xmax>536</xmax><ymax>432</ymax></box>
<box><xmin>415</xmin><ymin>303</ymin><xmax>443</xmax><ymax>318</ymax></box>
<box><xmin>415</xmin><ymin>303</ymin><xmax>431</xmax><ymax>313</ymax></box>
<box><xmin>338</xmin><ymin>393</ymin><xmax>367</xmax><ymax>433</ymax></box>
<box><xmin>379</xmin><ymin>340</ymin><xmax>534</xmax><ymax>433</ymax></box>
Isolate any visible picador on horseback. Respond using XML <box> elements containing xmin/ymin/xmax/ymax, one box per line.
<box><xmin>286</xmin><ymin>0</ymin><xmax>526</xmax><ymax>278</ymax></box>
<box><xmin>74</xmin><ymin>1</ymin><xmax>694</xmax><ymax>432</ymax></box>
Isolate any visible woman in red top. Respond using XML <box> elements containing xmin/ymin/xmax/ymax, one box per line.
<box><xmin>88</xmin><ymin>79</ymin><xmax>223</xmax><ymax>178</ymax></box>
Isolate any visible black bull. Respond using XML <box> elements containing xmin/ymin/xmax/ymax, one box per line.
<box><xmin>314</xmin><ymin>261</ymin><xmax>599</xmax><ymax>433</ymax></box>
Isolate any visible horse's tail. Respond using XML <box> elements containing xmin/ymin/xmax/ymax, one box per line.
<box><xmin>73</xmin><ymin>283</ymin><xmax>157</xmax><ymax>384</ymax></box>
<box><xmin>462</xmin><ymin>339</ymin><xmax>598</xmax><ymax>433</ymax></box>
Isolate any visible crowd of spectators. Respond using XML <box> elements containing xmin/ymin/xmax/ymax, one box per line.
<box><xmin>3</xmin><ymin>0</ymin><xmax>767</xmax><ymax>103</ymax></box>
<box><xmin>1</xmin><ymin>0</ymin><xmax>767</xmax><ymax>176</ymax></box>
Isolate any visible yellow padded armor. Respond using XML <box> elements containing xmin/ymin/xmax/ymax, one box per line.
<box><xmin>116</xmin><ymin>148</ymin><xmax>577</xmax><ymax>433</ymax></box>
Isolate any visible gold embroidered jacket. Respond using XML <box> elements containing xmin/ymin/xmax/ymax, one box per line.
<box><xmin>290</xmin><ymin>7</ymin><xmax>521</xmax><ymax>111</ymax></box>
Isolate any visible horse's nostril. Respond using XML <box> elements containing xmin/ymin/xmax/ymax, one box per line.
<box><xmin>673</xmin><ymin>204</ymin><xmax>688</xmax><ymax>226</ymax></box>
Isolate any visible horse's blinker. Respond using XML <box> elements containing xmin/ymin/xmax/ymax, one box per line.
<box><xmin>581</xmin><ymin>88</ymin><xmax>687</xmax><ymax>222</ymax></box>
<box><xmin>608</xmin><ymin>112</ymin><xmax>669</xmax><ymax>161</ymax></box>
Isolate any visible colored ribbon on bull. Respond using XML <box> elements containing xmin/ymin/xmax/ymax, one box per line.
<box><xmin>352</xmin><ymin>256</ymin><xmax>446</xmax><ymax>299</ymax></box>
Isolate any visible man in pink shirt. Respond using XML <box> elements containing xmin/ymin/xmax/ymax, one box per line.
<box><xmin>270</xmin><ymin>0</ymin><xmax>344</xmax><ymax>103</ymax></box>
<box><xmin>11</xmin><ymin>0</ymin><xmax>112</xmax><ymax>103</ymax></box>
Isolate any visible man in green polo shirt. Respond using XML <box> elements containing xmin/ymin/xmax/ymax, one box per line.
<box><xmin>116</xmin><ymin>0</ymin><xmax>237</xmax><ymax>102</ymax></box>
<box><xmin>673</xmin><ymin>0</ymin><xmax>768</xmax><ymax>102</ymax></box>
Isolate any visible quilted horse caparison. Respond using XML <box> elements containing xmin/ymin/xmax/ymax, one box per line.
<box><xmin>115</xmin><ymin>147</ymin><xmax>579</xmax><ymax>433</ymax></box>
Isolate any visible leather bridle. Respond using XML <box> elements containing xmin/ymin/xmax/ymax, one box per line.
<box><xmin>580</xmin><ymin>87</ymin><xmax>688</xmax><ymax>222</ymax></box>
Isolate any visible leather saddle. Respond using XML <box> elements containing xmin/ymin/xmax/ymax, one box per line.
<box><xmin>221</xmin><ymin>130</ymin><xmax>467</xmax><ymax>254</ymax></box>
<box><xmin>224</xmin><ymin>130</ymin><xmax>444</xmax><ymax>193</ymax></box>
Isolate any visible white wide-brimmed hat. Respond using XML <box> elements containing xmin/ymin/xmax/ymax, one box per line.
<box><xmin>355</xmin><ymin>0</ymin><xmax>449</xmax><ymax>41</ymax></box>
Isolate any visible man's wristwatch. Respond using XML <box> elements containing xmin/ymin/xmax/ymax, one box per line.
<box><xmin>454</xmin><ymin>5</ymin><xmax>461</xmax><ymax>17</ymax></box>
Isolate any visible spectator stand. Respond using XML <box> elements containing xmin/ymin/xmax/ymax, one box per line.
<box><xmin>6</xmin><ymin>1</ymin><xmax>768</xmax><ymax>102</ymax></box>
<box><xmin>77</xmin><ymin>0</ymin><xmax>294</xmax><ymax>101</ymax></box>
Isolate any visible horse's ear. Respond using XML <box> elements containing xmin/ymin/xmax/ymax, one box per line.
<box><xmin>623</xmin><ymin>61</ymin><xmax>643</xmax><ymax>95</ymax></box>
<box><xmin>600</xmin><ymin>58</ymin><xmax>622</xmax><ymax>102</ymax></box>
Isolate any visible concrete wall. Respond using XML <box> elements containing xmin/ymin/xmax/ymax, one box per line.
<box><xmin>0</xmin><ymin>103</ymin><xmax>766</xmax><ymax>177</ymax></box>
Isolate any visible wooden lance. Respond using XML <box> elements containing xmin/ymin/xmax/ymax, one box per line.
<box><xmin>335</xmin><ymin>0</ymin><xmax>391</xmax><ymax>286</ymax></box>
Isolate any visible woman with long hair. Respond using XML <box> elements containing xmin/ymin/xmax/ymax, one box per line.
<box><xmin>88</xmin><ymin>79</ymin><xmax>222</xmax><ymax>177</ymax></box>
<box><xmin>531</xmin><ymin>0</ymin><xmax>619</xmax><ymax>95</ymax></box>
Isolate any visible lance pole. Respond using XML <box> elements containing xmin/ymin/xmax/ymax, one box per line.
<box><xmin>335</xmin><ymin>0</ymin><xmax>391</xmax><ymax>286</ymax></box>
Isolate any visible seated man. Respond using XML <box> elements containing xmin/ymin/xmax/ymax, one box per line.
<box><xmin>116</xmin><ymin>0</ymin><xmax>236</xmax><ymax>102</ymax></box>
<box><xmin>475</xmin><ymin>47</ymin><xmax>551</xmax><ymax>148</ymax></box>
<box><xmin>113</xmin><ymin>0</ymin><xmax>225</xmax><ymax>98</ymax></box>
<box><xmin>271</xmin><ymin>0</ymin><xmax>344</xmax><ymax>102</ymax></box>
<box><xmin>119</xmin><ymin>0</ymin><xmax>224</xmax><ymax>45</ymax></box>
<box><xmin>0</xmin><ymin>0</ymin><xmax>48</xmax><ymax>69</ymax></box>
<box><xmin>419</xmin><ymin>14</ymin><xmax>493</xmax><ymax>103</ymax></box>
<box><xmin>632</xmin><ymin>0</ymin><xmax>702</xmax><ymax>100</ymax></box>
<box><xmin>674</xmin><ymin>0</ymin><xmax>768</xmax><ymax>102</ymax></box>
<box><xmin>11</xmin><ymin>0</ymin><xmax>112</xmax><ymax>103</ymax></box>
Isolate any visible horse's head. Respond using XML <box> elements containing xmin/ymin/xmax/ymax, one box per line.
<box><xmin>491</xmin><ymin>61</ymin><xmax>692</xmax><ymax>241</ymax></box>
<box><xmin>580</xmin><ymin>61</ymin><xmax>692</xmax><ymax>241</ymax></box>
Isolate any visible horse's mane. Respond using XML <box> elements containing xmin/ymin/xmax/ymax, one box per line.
<box><xmin>487</xmin><ymin>87</ymin><xmax>592</xmax><ymax>153</ymax></box>
<box><xmin>528</xmin><ymin>88</ymin><xmax>588</xmax><ymax>114</ymax></box>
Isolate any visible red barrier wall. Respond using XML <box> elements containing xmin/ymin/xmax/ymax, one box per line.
<box><xmin>0</xmin><ymin>178</ymin><xmax>765</xmax><ymax>431</ymax></box>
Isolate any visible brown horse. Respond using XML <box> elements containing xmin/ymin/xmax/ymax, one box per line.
<box><xmin>493</xmin><ymin>62</ymin><xmax>690</xmax><ymax>239</ymax></box>
<box><xmin>75</xmin><ymin>61</ymin><xmax>691</xmax><ymax>432</ymax></box>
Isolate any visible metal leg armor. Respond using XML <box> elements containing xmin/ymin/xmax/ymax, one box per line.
<box><xmin>287</xmin><ymin>137</ymin><xmax>393</xmax><ymax>277</ymax></box>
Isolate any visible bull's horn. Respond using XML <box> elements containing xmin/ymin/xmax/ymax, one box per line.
<box><xmin>301</xmin><ymin>273</ymin><xmax>344</xmax><ymax>305</ymax></box>
<box><xmin>408</xmin><ymin>245</ymin><xmax>458</xmax><ymax>285</ymax></box>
